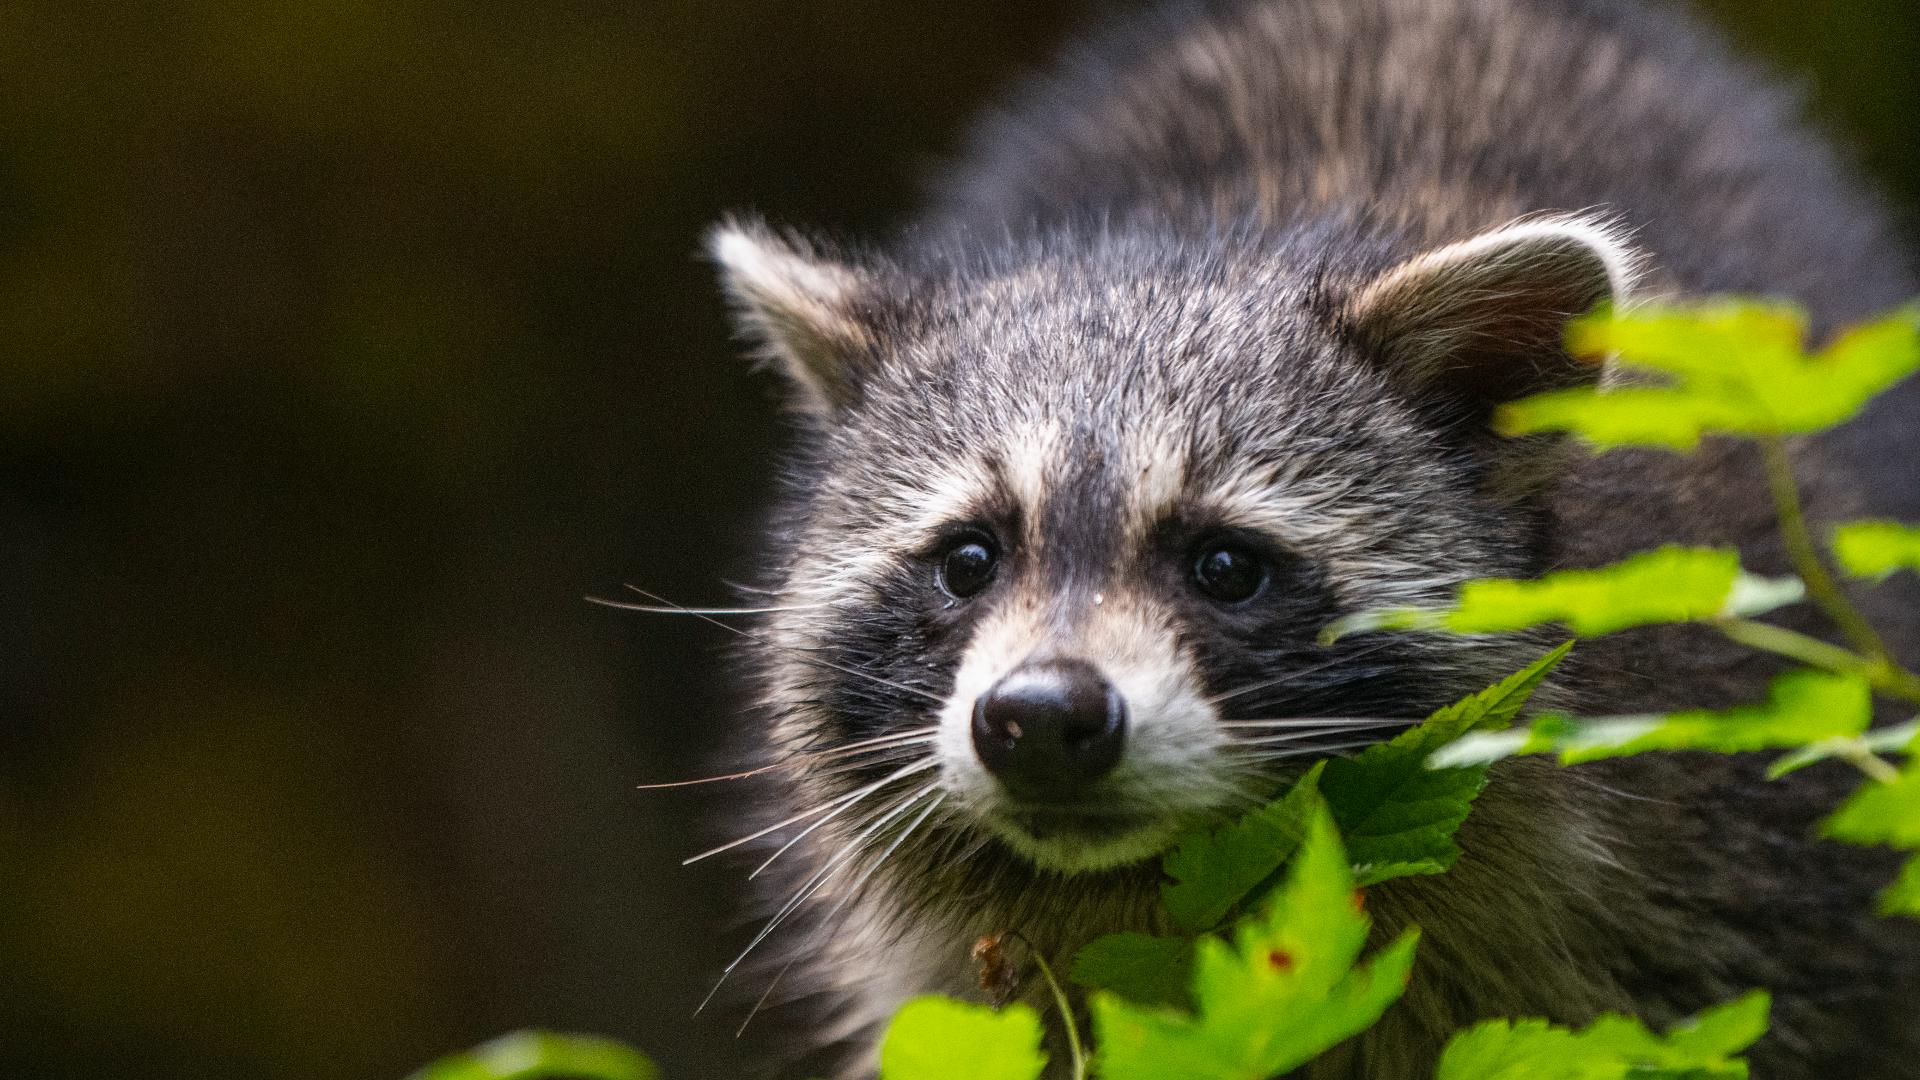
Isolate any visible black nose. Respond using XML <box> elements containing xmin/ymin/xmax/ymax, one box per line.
<box><xmin>971</xmin><ymin>658</ymin><xmax>1127</xmax><ymax>799</ymax></box>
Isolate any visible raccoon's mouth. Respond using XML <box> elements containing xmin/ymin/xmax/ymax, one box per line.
<box><xmin>981</xmin><ymin>800</ymin><xmax>1185</xmax><ymax>873</ymax></box>
<box><xmin>1002</xmin><ymin>803</ymin><xmax>1155</xmax><ymax>842</ymax></box>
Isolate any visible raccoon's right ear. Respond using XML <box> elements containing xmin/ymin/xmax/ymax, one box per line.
<box><xmin>1346</xmin><ymin>215</ymin><xmax>1642</xmax><ymax>417</ymax></box>
<box><xmin>708</xmin><ymin>219</ymin><xmax>876</xmax><ymax>414</ymax></box>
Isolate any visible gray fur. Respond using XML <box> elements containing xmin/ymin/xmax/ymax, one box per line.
<box><xmin>705</xmin><ymin>0</ymin><xmax>1920</xmax><ymax>1076</ymax></box>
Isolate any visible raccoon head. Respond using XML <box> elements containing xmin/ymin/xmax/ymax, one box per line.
<box><xmin>711</xmin><ymin>214</ymin><xmax>1635</xmax><ymax>878</ymax></box>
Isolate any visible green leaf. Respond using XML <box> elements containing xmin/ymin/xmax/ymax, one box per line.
<box><xmin>405</xmin><ymin>1032</ymin><xmax>657</xmax><ymax>1080</ymax></box>
<box><xmin>1824</xmin><ymin>763</ymin><xmax>1920</xmax><ymax>919</ymax></box>
<box><xmin>1092</xmin><ymin>810</ymin><xmax>1419</xmax><ymax>1080</ymax></box>
<box><xmin>1435</xmin><ymin>990</ymin><xmax>1769</xmax><ymax>1080</ymax></box>
<box><xmin>1160</xmin><ymin>647</ymin><xmax>1566</xmax><ymax>931</ymax></box>
<box><xmin>1324</xmin><ymin>547</ymin><xmax>1802</xmax><ymax>641</ymax></box>
<box><xmin>1070</xmin><ymin>933</ymin><xmax>1195</xmax><ymax>1008</ymax></box>
<box><xmin>1160</xmin><ymin>762</ymin><xmax>1324</xmax><ymax>933</ymax></box>
<box><xmin>1432</xmin><ymin>670</ymin><xmax>1872</xmax><ymax>768</ymax></box>
<box><xmin>1832</xmin><ymin>520</ymin><xmax>1920</xmax><ymax>580</ymax></box>
<box><xmin>877</xmin><ymin>997</ymin><xmax>1047</xmax><ymax>1080</ymax></box>
<box><xmin>1880</xmin><ymin>856</ymin><xmax>1920</xmax><ymax>918</ymax></box>
<box><xmin>1323</xmin><ymin>644</ymin><xmax>1571</xmax><ymax>884</ymax></box>
<box><xmin>1824</xmin><ymin>766</ymin><xmax>1920</xmax><ymax>849</ymax></box>
<box><xmin>1496</xmin><ymin>300</ymin><xmax>1920</xmax><ymax>449</ymax></box>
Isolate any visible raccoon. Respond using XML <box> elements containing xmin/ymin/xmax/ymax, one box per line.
<box><xmin>699</xmin><ymin>0</ymin><xmax>1920</xmax><ymax>1075</ymax></box>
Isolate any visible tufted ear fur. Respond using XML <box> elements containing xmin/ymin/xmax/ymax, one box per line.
<box><xmin>1348</xmin><ymin>215</ymin><xmax>1641</xmax><ymax>420</ymax></box>
<box><xmin>708</xmin><ymin>219</ymin><xmax>874</xmax><ymax>413</ymax></box>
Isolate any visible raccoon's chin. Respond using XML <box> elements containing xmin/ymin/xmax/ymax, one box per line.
<box><xmin>981</xmin><ymin>806</ymin><xmax>1185</xmax><ymax>874</ymax></box>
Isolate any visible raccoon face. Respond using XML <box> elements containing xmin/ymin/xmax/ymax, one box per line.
<box><xmin>712</xmin><ymin>215</ymin><xmax>1634</xmax><ymax>875</ymax></box>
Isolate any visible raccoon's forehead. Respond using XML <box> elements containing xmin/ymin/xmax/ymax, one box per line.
<box><xmin>784</xmin><ymin>249</ymin><xmax>1456</xmax><ymax>568</ymax></box>
<box><xmin>806</xmin><ymin>364</ymin><xmax>1432</xmax><ymax>565</ymax></box>
<box><xmin>853</xmin><ymin>256</ymin><xmax>1351</xmax><ymax>439</ymax></box>
<box><xmin>896</xmin><ymin>256</ymin><xmax>1326</xmax><ymax>388</ymax></box>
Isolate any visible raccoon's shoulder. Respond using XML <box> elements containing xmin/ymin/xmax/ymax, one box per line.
<box><xmin>928</xmin><ymin>0</ymin><xmax>1911</xmax><ymax>319</ymax></box>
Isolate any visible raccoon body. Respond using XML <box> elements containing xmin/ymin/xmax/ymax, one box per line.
<box><xmin>704</xmin><ymin>0</ymin><xmax>1920</xmax><ymax>1076</ymax></box>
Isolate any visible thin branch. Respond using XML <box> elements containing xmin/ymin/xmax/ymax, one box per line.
<box><xmin>1712</xmin><ymin>618</ymin><xmax>1873</xmax><ymax>674</ymax></box>
<box><xmin>1839</xmin><ymin>743</ymin><xmax>1903</xmax><ymax>784</ymax></box>
<box><xmin>1757</xmin><ymin>435</ymin><xmax>1890</xmax><ymax>663</ymax></box>
<box><xmin>1017</xmin><ymin>938</ymin><xmax>1087</xmax><ymax>1080</ymax></box>
<box><xmin>1713</xmin><ymin>618</ymin><xmax>1920</xmax><ymax>705</ymax></box>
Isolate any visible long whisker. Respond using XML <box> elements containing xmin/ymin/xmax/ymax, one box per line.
<box><xmin>736</xmin><ymin>955</ymin><xmax>798</xmax><ymax>1038</ymax></box>
<box><xmin>636</xmin><ymin>762</ymin><xmax>788</xmax><ymax>790</ymax></box>
<box><xmin>1218</xmin><ymin>717</ymin><xmax>1414</xmax><ymax>729</ymax></box>
<box><xmin>586</xmin><ymin>597</ymin><xmax>832</xmax><ymax>616</ymax></box>
<box><xmin>809</xmin><ymin>727</ymin><xmax>939</xmax><ymax>760</ymax></box>
<box><xmin>697</xmin><ymin>784</ymin><xmax>938</xmax><ymax>1014</ymax></box>
<box><xmin>833</xmin><ymin>793</ymin><xmax>945</xmax><ymax>920</ymax></box>
<box><xmin>733</xmin><ymin>792</ymin><xmax>947</xmax><ymax>1038</ymax></box>
<box><xmin>749</xmin><ymin>757</ymin><xmax>934</xmax><ymax>879</ymax></box>
<box><xmin>810</xmin><ymin>742</ymin><xmax>939</xmax><ymax>777</ymax></box>
<box><xmin>1227</xmin><ymin>724</ymin><xmax>1409</xmax><ymax>742</ymax></box>
<box><xmin>649</xmin><ymin>730</ymin><xmax>939</xmax><ymax>792</ymax></box>
<box><xmin>599</xmin><ymin>587</ymin><xmax>946</xmax><ymax>706</ymax></box>
<box><xmin>681</xmin><ymin>758</ymin><xmax>936</xmax><ymax>866</ymax></box>
<box><xmin>1230</xmin><ymin>737</ymin><xmax>1383</xmax><ymax>759</ymax></box>
<box><xmin>1231</xmin><ymin>733</ymin><xmax>1401</xmax><ymax>751</ymax></box>
<box><xmin>806</xmin><ymin>733</ymin><xmax>939</xmax><ymax>776</ymax></box>
<box><xmin>1207</xmin><ymin>639</ymin><xmax>1398</xmax><ymax>707</ymax></box>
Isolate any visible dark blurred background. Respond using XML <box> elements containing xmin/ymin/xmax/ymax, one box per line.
<box><xmin>0</xmin><ymin>2</ymin><xmax>1913</xmax><ymax>1078</ymax></box>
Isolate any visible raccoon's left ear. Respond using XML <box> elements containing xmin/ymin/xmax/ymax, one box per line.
<box><xmin>708</xmin><ymin>219</ymin><xmax>876</xmax><ymax>414</ymax></box>
<box><xmin>1347</xmin><ymin>215</ymin><xmax>1641</xmax><ymax>415</ymax></box>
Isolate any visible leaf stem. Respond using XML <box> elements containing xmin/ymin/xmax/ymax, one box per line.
<box><xmin>1713</xmin><ymin>618</ymin><xmax>1871</xmax><ymax>674</ymax></box>
<box><xmin>1757</xmin><ymin>435</ymin><xmax>1891</xmax><ymax>664</ymax></box>
<box><xmin>1021</xmin><ymin>941</ymin><xmax>1087</xmax><ymax>1080</ymax></box>
<box><xmin>1848</xmin><ymin>716</ymin><xmax>1920</xmax><ymax>783</ymax></box>
<box><xmin>1839</xmin><ymin>743</ymin><xmax>1903</xmax><ymax>784</ymax></box>
<box><xmin>1714</xmin><ymin>618</ymin><xmax>1920</xmax><ymax>704</ymax></box>
<box><xmin>1880</xmin><ymin>666</ymin><xmax>1920</xmax><ymax>705</ymax></box>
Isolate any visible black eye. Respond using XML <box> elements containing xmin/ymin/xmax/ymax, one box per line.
<box><xmin>1192</xmin><ymin>543</ymin><xmax>1266</xmax><ymax>603</ymax></box>
<box><xmin>939</xmin><ymin>537</ymin><xmax>998</xmax><ymax>599</ymax></box>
